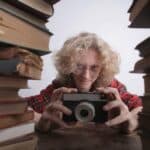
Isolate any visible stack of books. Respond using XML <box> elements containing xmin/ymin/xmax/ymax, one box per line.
<box><xmin>132</xmin><ymin>37</ymin><xmax>150</xmax><ymax>132</ymax></box>
<box><xmin>128</xmin><ymin>0</ymin><xmax>150</xmax><ymax>149</ymax></box>
<box><xmin>0</xmin><ymin>0</ymin><xmax>60</xmax><ymax>149</ymax></box>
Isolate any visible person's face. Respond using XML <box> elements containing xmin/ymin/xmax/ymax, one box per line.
<box><xmin>72</xmin><ymin>49</ymin><xmax>101</xmax><ymax>92</ymax></box>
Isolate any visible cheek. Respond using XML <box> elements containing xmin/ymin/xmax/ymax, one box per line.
<box><xmin>92</xmin><ymin>72</ymin><xmax>100</xmax><ymax>81</ymax></box>
<box><xmin>72</xmin><ymin>73</ymin><xmax>79</xmax><ymax>81</ymax></box>
<box><xmin>92</xmin><ymin>76</ymin><xmax>98</xmax><ymax>82</ymax></box>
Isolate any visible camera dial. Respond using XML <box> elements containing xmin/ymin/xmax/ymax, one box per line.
<box><xmin>74</xmin><ymin>102</ymin><xmax>95</xmax><ymax>123</ymax></box>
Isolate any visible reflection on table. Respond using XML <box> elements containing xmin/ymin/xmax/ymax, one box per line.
<box><xmin>36</xmin><ymin>124</ymin><xmax>142</xmax><ymax>150</ymax></box>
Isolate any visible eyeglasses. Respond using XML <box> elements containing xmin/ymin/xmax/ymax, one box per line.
<box><xmin>74</xmin><ymin>63</ymin><xmax>101</xmax><ymax>74</ymax></box>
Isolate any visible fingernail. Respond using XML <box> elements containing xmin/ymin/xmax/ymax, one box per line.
<box><xmin>105</xmin><ymin>121</ymin><xmax>110</xmax><ymax>126</ymax></box>
<box><xmin>67</xmin><ymin>109</ymin><xmax>72</xmax><ymax>115</ymax></box>
<box><xmin>103</xmin><ymin>105</ymin><xmax>108</xmax><ymax>111</ymax></box>
<box><xmin>68</xmin><ymin>110</ymin><xmax>72</xmax><ymax>115</ymax></box>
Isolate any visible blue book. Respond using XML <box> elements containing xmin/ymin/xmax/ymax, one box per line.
<box><xmin>0</xmin><ymin>58</ymin><xmax>20</xmax><ymax>75</ymax></box>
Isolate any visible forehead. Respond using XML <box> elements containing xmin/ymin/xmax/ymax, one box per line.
<box><xmin>75</xmin><ymin>49</ymin><xmax>100</xmax><ymax>64</ymax></box>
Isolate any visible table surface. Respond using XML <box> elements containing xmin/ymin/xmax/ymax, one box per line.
<box><xmin>36</xmin><ymin>124</ymin><xmax>142</xmax><ymax>150</ymax></box>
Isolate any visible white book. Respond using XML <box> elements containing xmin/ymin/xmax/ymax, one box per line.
<box><xmin>0</xmin><ymin>121</ymin><xmax>35</xmax><ymax>143</ymax></box>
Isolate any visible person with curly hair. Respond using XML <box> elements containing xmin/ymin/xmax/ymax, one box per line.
<box><xmin>27</xmin><ymin>32</ymin><xmax>142</xmax><ymax>133</ymax></box>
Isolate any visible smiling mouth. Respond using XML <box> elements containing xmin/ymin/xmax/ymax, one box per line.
<box><xmin>79</xmin><ymin>81</ymin><xmax>92</xmax><ymax>87</ymax></box>
<box><xmin>80</xmin><ymin>80</ymin><xmax>91</xmax><ymax>83</ymax></box>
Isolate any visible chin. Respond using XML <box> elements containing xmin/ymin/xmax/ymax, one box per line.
<box><xmin>78</xmin><ymin>87</ymin><xmax>90</xmax><ymax>92</ymax></box>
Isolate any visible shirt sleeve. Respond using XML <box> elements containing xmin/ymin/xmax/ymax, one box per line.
<box><xmin>110</xmin><ymin>79</ymin><xmax>142</xmax><ymax>110</ymax></box>
<box><xmin>26</xmin><ymin>84</ymin><xmax>54</xmax><ymax>113</ymax></box>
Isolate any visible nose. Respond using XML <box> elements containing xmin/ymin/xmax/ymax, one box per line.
<box><xmin>82</xmin><ymin>68</ymin><xmax>91</xmax><ymax>79</ymax></box>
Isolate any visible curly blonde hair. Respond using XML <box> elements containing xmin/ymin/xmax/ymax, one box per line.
<box><xmin>54</xmin><ymin>32</ymin><xmax>120</xmax><ymax>87</ymax></box>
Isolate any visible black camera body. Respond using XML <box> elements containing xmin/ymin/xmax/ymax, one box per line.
<box><xmin>63</xmin><ymin>92</ymin><xmax>108</xmax><ymax>123</ymax></box>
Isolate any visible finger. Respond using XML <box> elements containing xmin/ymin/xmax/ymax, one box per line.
<box><xmin>105</xmin><ymin>114</ymin><xmax>128</xmax><ymax>126</ymax></box>
<box><xmin>54</xmin><ymin>87</ymin><xmax>77</xmax><ymax>95</ymax></box>
<box><xmin>103</xmin><ymin>100</ymin><xmax>122</xmax><ymax>111</ymax></box>
<box><xmin>61</xmin><ymin>87</ymin><xmax>78</xmax><ymax>93</ymax></box>
<box><xmin>130</xmin><ymin>106</ymin><xmax>143</xmax><ymax>116</ymax></box>
<box><xmin>47</xmin><ymin>103</ymin><xmax>72</xmax><ymax>115</ymax></box>
<box><xmin>96</xmin><ymin>87</ymin><xmax>121</xmax><ymax>101</ymax></box>
<box><xmin>47</xmin><ymin>114</ymin><xmax>69</xmax><ymax>128</ymax></box>
<box><xmin>51</xmin><ymin>87</ymin><xmax>78</xmax><ymax>102</ymax></box>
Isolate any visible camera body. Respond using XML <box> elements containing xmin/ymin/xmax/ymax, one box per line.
<box><xmin>63</xmin><ymin>92</ymin><xmax>108</xmax><ymax>123</ymax></box>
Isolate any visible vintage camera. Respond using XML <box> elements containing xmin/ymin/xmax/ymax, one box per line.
<box><xmin>62</xmin><ymin>92</ymin><xmax>108</xmax><ymax>123</ymax></box>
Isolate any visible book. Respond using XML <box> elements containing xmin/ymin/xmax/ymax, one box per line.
<box><xmin>141</xmin><ymin>95</ymin><xmax>150</xmax><ymax>112</ymax></box>
<box><xmin>0</xmin><ymin>36</ymin><xmax>50</xmax><ymax>56</ymax></box>
<box><xmin>44</xmin><ymin>0</ymin><xmax>60</xmax><ymax>5</ymax></box>
<box><xmin>0</xmin><ymin>57</ymin><xmax>42</xmax><ymax>80</ymax></box>
<box><xmin>139</xmin><ymin>112</ymin><xmax>150</xmax><ymax>132</ymax></box>
<box><xmin>0</xmin><ymin>9</ymin><xmax>52</xmax><ymax>53</ymax></box>
<box><xmin>4</xmin><ymin>0</ymin><xmax>54</xmax><ymax>21</ymax></box>
<box><xmin>0</xmin><ymin>110</ymin><xmax>34</xmax><ymax>129</ymax></box>
<box><xmin>0</xmin><ymin>99</ymin><xmax>27</xmax><ymax>115</ymax></box>
<box><xmin>0</xmin><ymin>75</ymin><xmax>28</xmax><ymax>88</ymax></box>
<box><xmin>0</xmin><ymin>1</ymin><xmax>47</xmax><ymax>32</ymax></box>
<box><xmin>0</xmin><ymin>45</ymin><xmax>17</xmax><ymax>59</ymax></box>
<box><xmin>128</xmin><ymin>0</ymin><xmax>150</xmax><ymax>28</ymax></box>
<box><xmin>0</xmin><ymin>88</ymin><xmax>21</xmax><ymax>101</ymax></box>
<box><xmin>16</xmin><ymin>47</ymin><xmax>43</xmax><ymax>70</ymax></box>
<box><xmin>0</xmin><ymin>58</ymin><xmax>20</xmax><ymax>75</ymax></box>
<box><xmin>135</xmin><ymin>37</ymin><xmax>150</xmax><ymax>57</ymax></box>
<box><xmin>0</xmin><ymin>121</ymin><xmax>35</xmax><ymax>143</ymax></box>
<box><xmin>130</xmin><ymin>56</ymin><xmax>150</xmax><ymax>73</ymax></box>
<box><xmin>0</xmin><ymin>46</ymin><xmax>43</xmax><ymax>69</ymax></box>
<box><xmin>0</xmin><ymin>134</ymin><xmax>37</xmax><ymax>150</ymax></box>
<box><xmin>17</xmin><ymin>62</ymin><xmax>42</xmax><ymax>79</ymax></box>
<box><xmin>143</xmin><ymin>74</ymin><xmax>150</xmax><ymax>94</ymax></box>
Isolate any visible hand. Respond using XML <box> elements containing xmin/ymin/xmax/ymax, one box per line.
<box><xmin>36</xmin><ymin>87</ymin><xmax>77</xmax><ymax>132</ymax></box>
<box><xmin>96</xmin><ymin>87</ymin><xmax>142</xmax><ymax>133</ymax></box>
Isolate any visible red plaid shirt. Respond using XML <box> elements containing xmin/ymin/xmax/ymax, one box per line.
<box><xmin>27</xmin><ymin>79</ymin><xmax>142</xmax><ymax>113</ymax></box>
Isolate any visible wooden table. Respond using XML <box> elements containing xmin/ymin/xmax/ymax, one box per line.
<box><xmin>36</xmin><ymin>124</ymin><xmax>142</xmax><ymax>150</ymax></box>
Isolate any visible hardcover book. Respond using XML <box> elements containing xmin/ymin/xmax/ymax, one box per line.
<box><xmin>0</xmin><ymin>1</ymin><xmax>47</xmax><ymax>32</ymax></box>
<box><xmin>0</xmin><ymin>75</ymin><xmax>28</xmax><ymax>89</ymax></box>
<box><xmin>128</xmin><ymin>0</ymin><xmax>150</xmax><ymax>28</ymax></box>
<box><xmin>0</xmin><ymin>110</ymin><xmax>34</xmax><ymax>129</ymax></box>
<box><xmin>143</xmin><ymin>74</ymin><xmax>150</xmax><ymax>94</ymax></box>
<box><xmin>0</xmin><ymin>99</ymin><xmax>27</xmax><ymax>115</ymax></box>
<box><xmin>0</xmin><ymin>9</ymin><xmax>52</xmax><ymax>53</ymax></box>
<box><xmin>0</xmin><ymin>88</ymin><xmax>21</xmax><ymax>101</ymax></box>
<box><xmin>0</xmin><ymin>121</ymin><xmax>35</xmax><ymax>143</ymax></box>
<box><xmin>131</xmin><ymin>56</ymin><xmax>150</xmax><ymax>73</ymax></box>
<box><xmin>0</xmin><ymin>134</ymin><xmax>37</xmax><ymax>150</ymax></box>
<box><xmin>4</xmin><ymin>0</ymin><xmax>54</xmax><ymax>21</ymax></box>
<box><xmin>141</xmin><ymin>95</ymin><xmax>150</xmax><ymax>112</ymax></box>
<box><xmin>135</xmin><ymin>37</ymin><xmax>150</xmax><ymax>57</ymax></box>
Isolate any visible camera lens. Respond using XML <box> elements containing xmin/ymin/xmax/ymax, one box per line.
<box><xmin>80</xmin><ymin>109</ymin><xmax>89</xmax><ymax>117</ymax></box>
<box><xmin>75</xmin><ymin>102</ymin><xmax>95</xmax><ymax>123</ymax></box>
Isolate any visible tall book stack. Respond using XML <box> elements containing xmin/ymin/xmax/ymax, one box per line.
<box><xmin>128</xmin><ymin>0</ymin><xmax>150</xmax><ymax>149</ymax></box>
<box><xmin>0</xmin><ymin>0</ymin><xmax>60</xmax><ymax>149</ymax></box>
